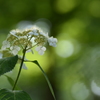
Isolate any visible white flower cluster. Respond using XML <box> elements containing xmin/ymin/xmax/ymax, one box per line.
<box><xmin>0</xmin><ymin>26</ymin><xmax>57</xmax><ymax>58</ymax></box>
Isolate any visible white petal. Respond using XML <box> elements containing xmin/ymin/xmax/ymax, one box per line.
<box><xmin>35</xmin><ymin>46</ymin><xmax>46</xmax><ymax>55</ymax></box>
<box><xmin>1</xmin><ymin>41</ymin><xmax>10</xmax><ymax>50</ymax></box>
<box><xmin>31</xmin><ymin>49</ymin><xmax>34</xmax><ymax>54</ymax></box>
<box><xmin>33</xmin><ymin>32</ymin><xmax>38</xmax><ymax>36</ymax></box>
<box><xmin>10</xmin><ymin>30</ymin><xmax>16</xmax><ymax>35</ymax></box>
<box><xmin>42</xmin><ymin>46</ymin><xmax>46</xmax><ymax>51</ymax></box>
<box><xmin>10</xmin><ymin>30</ymin><xmax>18</xmax><ymax>37</ymax></box>
<box><xmin>2</xmin><ymin>41</ymin><xmax>10</xmax><ymax>50</ymax></box>
<box><xmin>0</xmin><ymin>53</ymin><xmax>3</xmax><ymax>59</ymax></box>
<box><xmin>48</xmin><ymin>37</ymin><xmax>57</xmax><ymax>47</ymax></box>
<box><xmin>10</xmin><ymin>46</ymin><xmax>20</xmax><ymax>55</ymax></box>
<box><xmin>39</xmin><ymin>50</ymin><xmax>44</xmax><ymax>55</ymax></box>
<box><xmin>22</xmin><ymin>63</ymin><xmax>28</xmax><ymax>70</ymax></box>
<box><xmin>32</xmin><ymin>29</ymin><xmax>37</xmax><ymax>33</ymax></box>
<box><xmin>28</xmin><ymin>31</ymin><xmax>38</xmax><ymax>36</ymax></box>
<box><xmin>35</xmin><ymin>46</ymin><xmax>41</xmax><ymax>51</ymax></box>
<box><xmin>1</xmin><ymin>46</ymin><xmax>6</xmax><ymax>50</ymax></box>
<box><xmin>28</xmin><ymin>32</ymin><xmax>33</xmax><ymax>35</ymax></box>
<box><xmin>26</xmin><ymin>49</ymin><xmax>34</xmax><ymax>54</ymax></box>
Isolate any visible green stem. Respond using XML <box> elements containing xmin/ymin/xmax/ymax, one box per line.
<box><xmin>12</xmin><ymin>47</ymin><xmax>27</xmax><ymax>91</ymax></box>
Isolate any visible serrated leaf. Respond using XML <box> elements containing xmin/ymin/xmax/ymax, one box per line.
<box><xmin>0</xmin><ymin>89</ymin><xmax>32</xmax><ymax>100</ymax></box>
<box><xmin>5</xmin><ymin>75</ymin><xmax>20</xmax><ymax>90</ymax></box>
<box><xmin>32</xmin><ymin>60</ymin><xmax>56</xmax><ymax>100</ymax></box>
<box><xmin>0</xmin><ymin>55</ymin><xmax>18</xmax><ymax>76</ymax></box>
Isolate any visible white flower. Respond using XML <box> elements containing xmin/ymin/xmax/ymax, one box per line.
<box><xmin>40</xmin><ymin>32</ymin><xmax>44</xmax><ymax>35</ymax></box>
<box><xmin>30</xmin><ymin>37</ymin><xmax>37</xmax><ymax>45</ymax></box>
<box><xmin>10</xmin><ymin>46</ymin><xmax>20</xmax><ymax>55</ymax></box>
<box><xmin>28</xmin><ymin>29</ymin><xmax>39</xmax><ymax>36</ymax></box>
<box><xmin>28</xmin><ymin>31</ymin><xmax>38</xmax><ymax>36</ymax></box>
<box><xmin>32</xmin><ymin>29</ymin><xmax>37</xmax><ymax>32</ymax></box>
<box><xmin>10</xmin><ymin>30</ymin><xmax>18</xmax><ymax>37</ymax></box>
<box><xmin>22</xmin><ymin>63</ymin><xmax>28</xmax><ymax>70</ymax></box>
<box><xmin>28</xmin><ymin>32</ymin><xmax>33</xmax><ymax>35</ymax></box>
<box><xmin>48</xmin><ymin>37</ymin><xmax>57</xmax><ymax>47</ymax></box>
<box><xmin>35</xmin><ymin>46</ymin><xmax>46</xmax><ymax>55</ymax></box>
<box><xmin>1</xmin><ymin>41</ymin><xmax>10</xmax><ymax>50</ymax></box>
<box><xmin>0</xmin><ymin>53</ymin><xmax>3</xmax><ymax>59</ymax></box>
<box><xmin>26</xmin><ymin>49</ymin><xmax>34</xmax><ymax>54</ymax></box>
<box><xmin>0</xmin><ymin>25</ymin><xmax>57</xmax><ymax>58</ymax></box>
<box><xmin>40</xmin><ymin>32</ymin><xmax>48</xmax><ymax>38</ymax></box>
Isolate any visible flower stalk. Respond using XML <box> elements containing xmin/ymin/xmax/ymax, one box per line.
<box><xmin>12</xmin><ymin>46</ymin><xmax>27</xmax><ymax>90</ymax></box>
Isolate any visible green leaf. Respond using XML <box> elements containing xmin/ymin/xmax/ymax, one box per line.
<box><xmin>4</xmin><ymin>75</ymin><xmax>20</xmax><ymax>90</ymax></box>
<box><xmin>0</xmin><ymin>89</ymin><xmax>32</xmax><ymax>100</ymax></box>
<box><xmin>32</xmin><ymin>60</ymin><xmax>56</xmax><ymax>100</ymax></box>
<box><xmin>0</xmin><ymin>55</ymin><xmax>18</xmax><ymax>76</ymax></box>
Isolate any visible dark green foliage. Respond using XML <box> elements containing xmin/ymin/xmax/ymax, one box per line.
<box><xmin>0</xmin><ymin>89</ymin><xmax>32</xmax><ymax>100</ymax></box>
<box><xmin>0</xmin><ymin>55</ymin><xmax>18</xmax><ymax>76</ymax></box>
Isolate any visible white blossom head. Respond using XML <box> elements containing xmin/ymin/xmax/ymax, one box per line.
<box><xmin>0</xmin><ymin>25</ymin><xmax>57</xmax><ymax>57</ymax></box>
<box><xmin>48</xmin><ymin>37</ymin><xmax>57</xmax><ymax>47</ymax></box>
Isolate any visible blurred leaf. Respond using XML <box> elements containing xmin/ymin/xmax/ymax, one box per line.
<box><xmin>4</xmin><ymin>75</ymin><xmax>20</xmax><ymax>90</ymax></box>
<box><xmin>32</xmin><ymin>60</ymin><xmax>56</xmax><ymax>100</ymax></box>
<box><xmin>0</xmin><ymin>89</ymin><xmax>32</xmax><ymax>100</ymax></box>
<box><xmin>0</xmin><ymin>55</ymin><xmax>18</xmax><ymax>76</ymax></box>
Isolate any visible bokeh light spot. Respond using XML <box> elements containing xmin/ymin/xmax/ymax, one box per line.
<box><xmin>54</xmin><ymin>0</ymin><xmax>79</xmax><ymax>13</ymax></box>
<box><xmin>71</xmin><ymin>82</ymin><xmax>90</xmax><ymax>100</ymax></box>
<box><xmin>60</xmin><ymin>18</ymin><xmax>86</xmax><ymax>38</ymax></box>
<box><xmin>88</xmin><ymin>0</ymin><xmax>100</xmax><ymax>18</ymax></box>
<box><xmin>56</xmin><ymin>40</ymin><xmax>74</xmax><ymax>58</ymax></box>
<box><xmin>91</xmin><ymin>80</ymin><xmax>100</xmax><ymax>96</ymax></box>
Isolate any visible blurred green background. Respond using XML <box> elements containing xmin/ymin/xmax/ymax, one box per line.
<box><xmin>0</xmin><ymin>0</ymin><xmax>100</xmax><ymax>100</ymax></box>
